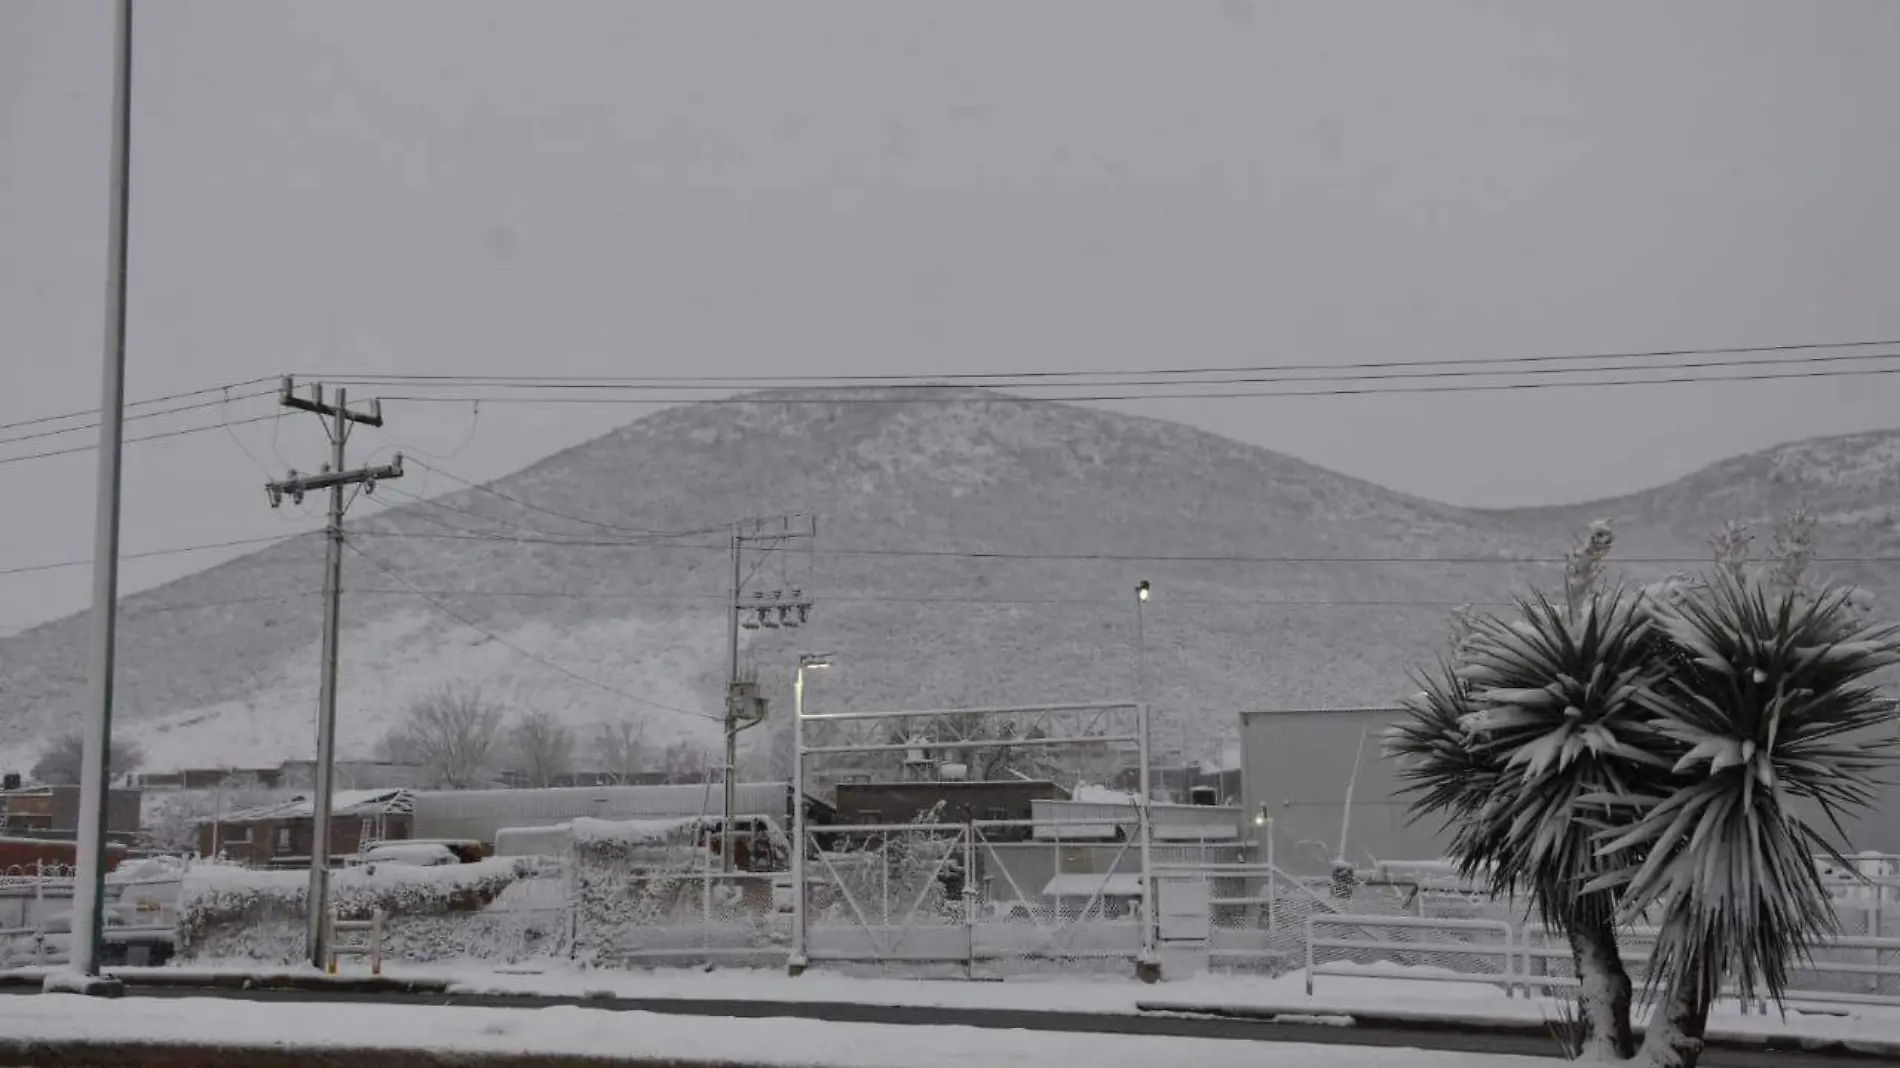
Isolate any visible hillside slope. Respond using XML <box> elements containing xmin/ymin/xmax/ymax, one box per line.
<box><xmin>0</xmin><ymin>392</ymin><xmax>1891</xmax><ymax>776</ymax></box>
<box><xmin>1500</xmin><ymin>428</ymin><xmax>1900</xmax><ymax>598</ymax></box>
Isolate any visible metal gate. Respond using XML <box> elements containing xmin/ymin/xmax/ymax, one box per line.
<box><xmin>790</xmin><ymin>698</ymin><xmax>1157</xmax><ymax>977</ymax></box>
<box><xmin>804</xmin><ymin>821</ymin><xmax>973</xmax><ymax>966</ymax></box>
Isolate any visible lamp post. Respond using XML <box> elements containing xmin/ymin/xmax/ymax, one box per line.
<box><xmin>1133</xmin><ymin>581</ymin><xmax>1161</xmax><ymax>799</ymax></box>
<box><xmin>789</xmin><ymin>651</ymin><xmax>834</xmax><ymax>975</ymax></box>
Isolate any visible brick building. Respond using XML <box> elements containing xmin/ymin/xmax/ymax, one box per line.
<box><xmin>196</xmin><ymin>788</ymin><xmax>413</xmax><ymax>867</ymax></box>
<box><xmin>0</xmin><ymin>785</ymin><xmax>143</xmax><ymax>842</ymax></box>
<box><xmin>831</xmin><ymin>780</ymin><xmax>1068</xmax><ymax>839</ymax></box>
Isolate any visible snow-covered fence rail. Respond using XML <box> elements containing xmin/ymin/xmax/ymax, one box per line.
<box><xmin>1517</xmin><ymin>925</ymin><xmax>1900</xmax><ymax>1008</ymax></box>
<box><xmin>1304</xmin><ymin>914</ymin><xmax>1515</xmax><ymax>996</ymax></box>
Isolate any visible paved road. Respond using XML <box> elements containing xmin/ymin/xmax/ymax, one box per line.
<box><xmin>3</xmin><ymin>984</ymin><xmax>1882</xmax><ymax>1067</ymax></box>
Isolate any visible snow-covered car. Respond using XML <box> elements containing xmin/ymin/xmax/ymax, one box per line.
<box><xmin>360</xmin><ymin>842</ymin><xmax>459</xmax><ymax>868</ymax></box>
<box><xmin>0</xmin><ymin>905</ymin><xmax>161</xmax><ymax>969</ymax></box>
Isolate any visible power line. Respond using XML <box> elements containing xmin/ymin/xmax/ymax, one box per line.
<box><xmin>0</xmin><ymin>533</ymin><xmax>304</xmax><ymax>578</ymax></box>
<box><xmin>367</xmin><ymin>363</ymin><xmax>1900</xmax><ymax>406</ymax></box>
<box><xmin>127</xmin><ymin>590</ymin><xmax>321</xmax><ymax>615</ymax></box>
<box><xmin>0</xmin><ymin>413</ymin><xmax>281</xmax><ymax>467</ymax></box>
<box><xmin>347</xmin><ymin>529</ymin><xmax>1900</xmax><ymax>566</ymax></box>
<box><xmin>343</xmin><ymin>540</ymin><xmax>718</xmax><ymax>722</ymax></box>
<box><xmin>403</xmin><ymin>458</ymin><xmax>727</xmax><ymax>539</ymax></box>
<box><xmin>349</xmin><ymin>586</ymin><xmax>1512</xmax><ymax>609</ymax></box>
<box><xmin>336</xmin><ymin>349</ymin><xmax>1900</xmax><ymax>394</ymax></box>
<box><xmin>0</xmin><ymin>376</ymin><xmax>279</xmax><ymax>434</ymax></box>
<box><xmin>374</xmin><ymin>483</ymin><xmax>568</xmax><ymax>540</ymax></box>
<box><xmin>310</xmin><ymin>337</ymin><xmax>1900</xmax><ymax>386</ymax></box>
<box><xmin>0</xmin><ymin>389</ymin><xmax>278</xmax><ymax>448</ymax></box>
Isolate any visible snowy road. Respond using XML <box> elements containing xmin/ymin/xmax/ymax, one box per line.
<box><xmin>0</xmin><ymin>986</ymin><xmax>1881</xmax><ymax>1067</ymax></box>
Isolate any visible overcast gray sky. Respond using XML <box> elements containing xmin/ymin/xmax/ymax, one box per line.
<box><xmin>3</xmin><ymin>0</ymin><xmax>1898</xmax><ymax>636</ymax></box>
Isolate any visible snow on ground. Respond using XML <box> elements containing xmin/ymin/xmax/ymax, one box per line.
<box><xmin>7</xmin><ymin>994</ymin><xmax>1551</xmax><ymax>1067</ymax></box>
<box><xmin>124</xmin><ymin>958</ymin><xmax>1900</xmax><ymax>1049</ymax></box>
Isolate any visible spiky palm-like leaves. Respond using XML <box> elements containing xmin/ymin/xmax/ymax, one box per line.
<box><xmin>1390</xmin><ymin>589</ymin><xmax>1664</xmax><ymax>1061</ymax></box>
<box><xmin>1453</xmin><ymin>592</ymin><xmax>1665</xmax><ymax>927</ymax></box>
<box><xmin>1590</xmin><ymin>575</ymin><xmax>1900</xmax><ymax>1065</ymax></box>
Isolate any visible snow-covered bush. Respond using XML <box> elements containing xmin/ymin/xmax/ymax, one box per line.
<box><xmin>177</xmin><ymin>856</ymin><xmax>541</xmax><ymax>964</ymax></box>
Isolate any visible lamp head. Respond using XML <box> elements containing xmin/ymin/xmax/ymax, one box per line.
<box><xmin>1136</xmin><ymin>580</ymin><xmax>1151</xmax><ymax>603</ymax></box>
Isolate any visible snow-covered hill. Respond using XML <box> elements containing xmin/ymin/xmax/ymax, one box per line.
<box><xmin>1</xmin><ymin>391</ymin><xmax>1893</xmax><ymax>776</ymax></box>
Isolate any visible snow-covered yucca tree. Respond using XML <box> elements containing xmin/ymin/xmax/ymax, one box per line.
<box><xmin>1592</xmin><ymin>574</ymin><xmax>1900</xmax><ymax>1068</ymax></box>
<box><xmin>1390</xmin><ymin>589</ymin><xmax>1665</xmax><ymax>1061</ymax></box>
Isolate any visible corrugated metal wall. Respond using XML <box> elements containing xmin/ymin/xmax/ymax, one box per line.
<box><xmin>1241</xmin><ymin>701</ymin><xmax>1900</xmax><ymax>873</ymax></box>
<box><xmin>1240</xmin><ymin>707</ymin><xmax>1433</xmax><ymax>875</ymax></box>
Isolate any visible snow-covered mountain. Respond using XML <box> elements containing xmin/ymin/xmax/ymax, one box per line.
<box><xmin>1</xmin><ymin>391</ymin><xmax>1893</xmax><ymax>776</ymax></box>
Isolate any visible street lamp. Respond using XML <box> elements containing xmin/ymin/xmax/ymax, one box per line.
<box><xmin>789</xmin><ymin>651</ymin><xmax>834</xmax><ymax>975</ymax></box>
<box><xmin>1133</xmin><ymin>581</ymin><xmax>1164</xmax><ymax>800</ymax></box>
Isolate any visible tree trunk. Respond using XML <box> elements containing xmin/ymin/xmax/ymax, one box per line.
<box><xmin>1568</xmin><ymin>915</ymin><xmax>1636</xmax><ymax>1061</ymax></box>
<box><xmin>1640</xmin><ymin>952</ymin><xmax>1713</xmax><ymax>1068</ymax></box>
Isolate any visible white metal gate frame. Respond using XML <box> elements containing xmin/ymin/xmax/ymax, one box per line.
<box><xmin>804</xmin><ymin>820</ymin><xmax>971</xmax><ymax>962</ymax></box>
<box><xmin>791</xmin><ymin>699</ymin><xmax>1157</xmax><ymax>977</ymax></box>
<box><xmin>973</xmin><ymin>817</ymin><xmax>1142</xmax><ymax>963</ymax></box>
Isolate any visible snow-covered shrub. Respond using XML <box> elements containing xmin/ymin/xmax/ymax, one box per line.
<box><xmin>177</xmin><ymin>856</ymin><xmax>539</xmax><ymax>964</ymax></box>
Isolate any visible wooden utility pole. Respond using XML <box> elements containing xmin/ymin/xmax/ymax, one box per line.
<box><xmin>721</xmin><ymin>515</ymin><xmax>816</xmax><ymax>871</ymax></box>
<box><xmin>266</xmin><ymin>377</ymin><xmax>402</xmax><ymax>968</ymax></box>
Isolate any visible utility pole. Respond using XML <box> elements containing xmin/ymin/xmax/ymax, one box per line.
<box><xmin>266</xmin><ymin>376</ymin><xmax>402</xmax><ymax>969</ymax></box>
<box><xmin>69</xmin><ymin>0</ymin><xmax>134</xmax><ymax>992</ymax></box>
<box><xmin>721</xmin><ymin>515</ymin><xmax>816</xmax><ymax>872</ymax></box>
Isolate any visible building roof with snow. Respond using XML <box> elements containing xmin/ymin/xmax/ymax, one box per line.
<box><xmin>218</xmin><ymin>788</ymin><xmax>414</xmax><ymax>823</ymax></box>
<box><xmin>411</xmin><ymin>782</ymin><xmax>792</xmax><ymax>844</ymax></box>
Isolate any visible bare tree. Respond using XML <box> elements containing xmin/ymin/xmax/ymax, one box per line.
<box><xmin>509</xmin><ymin>710</ymin><xmax>576</xmax><ymax>788</ymax></box>
<box><xmin>31</xmin><ymin>731</ymin><xmax>144</xmax><ymax>786</ymax></box>
<box><xmin>658</xmin><ymin>739</ymin><xmax>712</xmax><ymax>784</ymax></box>
<box><xmin>594</xmin><ymin>719</ymin><xmax>648</xmax><ymax>784</ymax></box>
<box><xmin>378</xmin><ymin>683</ymin><xmax>504</xmax><ymax>788</ymax></box>
<box><xmin>142</xmin><ymin>773</ymin><xmax>277</xmax><ymax>853</ymax></box>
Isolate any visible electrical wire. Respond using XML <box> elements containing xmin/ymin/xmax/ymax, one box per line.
<box><xmin>369</xmin><ymin>363</ymin><xmax>1900</xmax><ymax>406</ymax></box>
<box><xmin>127</xmin><ymin>590</ymin><xmax>322</xmax><ymax>615</ymax></box>
<box><xmin>343</xmin><ymin>539</ymin><xmax>718</xmax><ymax>722</ymax></box>
<box><xmin>349</xmin><ymin>587</ymin><xmax>1512</xmax><ymax>609</ymax></box>
<box><xmin>0</xmin><ymin>533</ymin><xmax>305</xmax><ymax>578</ymax></box>
<box><xmin>337</xmin><ymin>349</ymin><xmax>1900</xmax><ymax>394</ymax></box>
<box><xmin>309</xmin><ymin>338</ymin><xmax>1900</xmax><ymax>387</ymax></box>
<box><xmin>0</xmin><ymin>389</ymin><xmax>278</xmax><ymax>448</ymax></box>
<box><xmin>0</xmin><ymin>376</ymin><xmax>280</xmax><ymax>434</ymax></box>
<box><xmin>403</xmin><ymin>458</ymin><xmax>733</xmax><ymax>540</ymax></box>
<box><xmin>347</xmin><ymin>529</ymin><xmax>1900</xmax><ymax>566</ymax></box>
<box><xmin>0</xmin><ymin>412</ymin><xmax>281</xmax><ymax>467</ymax></box>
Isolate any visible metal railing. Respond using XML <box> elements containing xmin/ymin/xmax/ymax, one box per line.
<box><xmin>326</xmin><ymin>909</ymin><xmax>386</xmax><ymax>975</ymax></box>
<box><xmin>1305</xmin><ymin>913</ymin><xmax>1516</xmax><ymax>996</ymax></box>
<box><xmin>1518</xmin><ymin>924</ymin><xmax>1900</xmax><ymax>1008</ymax></box>
<box><xmin>1302</xmin><ymin>914</ymin><xmax>1900</xmax><ymax>1010</ymax></box>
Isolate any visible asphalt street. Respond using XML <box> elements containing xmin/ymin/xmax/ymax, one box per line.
<box><xmin>2</xmin><ymin>983</ymin><xmax>1887</xmax><ymax>1067</ymax></box>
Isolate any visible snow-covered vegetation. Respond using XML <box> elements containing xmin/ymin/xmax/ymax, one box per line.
<box><xmin>177</xmin><ymin>856</ymin><xmax>551</xmax><ymax>964</ymax></box>
<box><xmin>1388</xmin><ymin>518</ymin><xmax>1900</xmax><ymax>1067</ymax></box>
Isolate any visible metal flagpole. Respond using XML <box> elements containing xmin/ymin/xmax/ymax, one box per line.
<box><xmin>69</xmin><ymin>0</ymin><xmax>135</xmax><ymax>990</ymax></box>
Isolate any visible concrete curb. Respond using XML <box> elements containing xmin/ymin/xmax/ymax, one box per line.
<box><xmin>0</xmin><ymin>1041</ymin><xmax>783</xmax><ymax>1068</ymax></box>
<box><xmin>0</xmin><ymin>968</ymin><xmax>450</xmax><ymax>995</ymax></box>
<box><xmin>1134</xmin><ymin>999</ymin><xmax>1900</xmax><ymax>1062</ymax></box>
